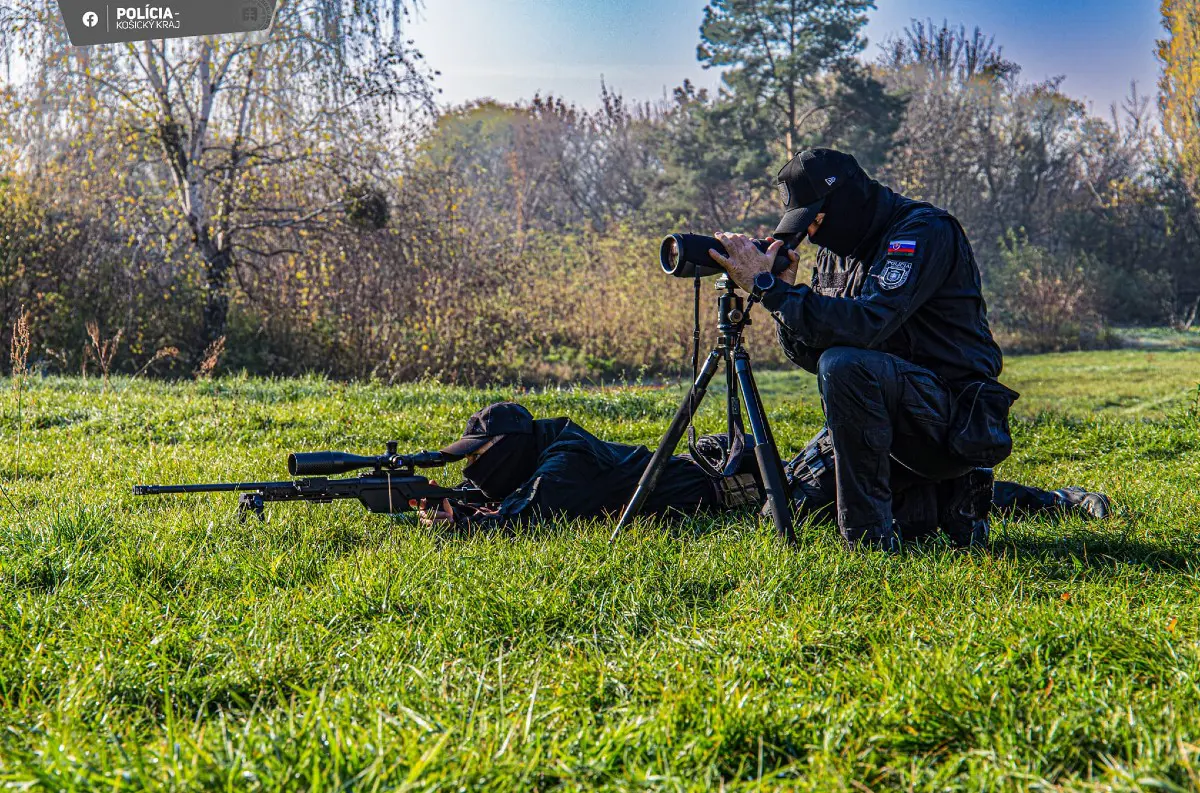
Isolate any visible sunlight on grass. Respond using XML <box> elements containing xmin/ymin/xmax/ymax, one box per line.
<box><xmin>0</xmin><ymin>350</ymin><xmax>1198</xmax><ymax>790</ymax></box>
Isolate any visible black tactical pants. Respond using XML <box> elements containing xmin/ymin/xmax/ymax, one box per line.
<box><xmin>816</xmin><ymin>346</ymin><xmax>973</xmax><ymax>544</ymax></box>
<box><xmin>785</xmin><ymin>441</ymin><xmax>1070</xmax><ymax>548</ymax></box>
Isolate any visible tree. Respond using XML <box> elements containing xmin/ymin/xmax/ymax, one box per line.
<box><xmin>879</xmin><ymin>21</ymin><xmax>1086</xmax><ymax>266</ymax></box>
<box><xmin>1159</xmin><ymin>0</ymin><xmax>1200</xmax><ymax>193</ymax></box>
<box><xmin>676</xmin><ymin>0</ymin><xmax>899</xmax><ymax>233</ymax></box>
<box><xmin>697</xmin><ymin>0</ymin><xmax>877</xmax><ymax>159</ymax></box>
<box><xmin>650</xmin><ymin>80</ymin><xmax>777</xmax><ymax>231</ymax></box>
<box><xmin>416</xmin><ymin>87</ymin><xmax>658</xmax><ymax>236</ymax></box>
<box><xmin>1</xmin><ymin>0</ymin><xmax>432</xmax><ymax>353</ymax></box>
<box><xmin>881</xmin><ymin>19</ymin><xmax>1018</xmax><ymax>84</ymax></box>
<box><xmin>1156</xmin><ymin>0</ymin><xmax>1200</xmax><ymax>327</ymax></box>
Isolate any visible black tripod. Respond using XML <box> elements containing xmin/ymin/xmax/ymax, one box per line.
<box><xmin>610</xmin><ymin>276</ymin><xmax>795</xmax><ymax>543</ymax></box>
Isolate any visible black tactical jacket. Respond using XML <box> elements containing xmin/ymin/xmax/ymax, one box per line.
<box><xmin>759</xmin><ymin>185</ymin><xmax>1003</xmax><ymax>385</ymax></box>
<box><xmin>461</xmin><ymin>418</ymin><xmax>720</xmax><ymax>531</ymax></box>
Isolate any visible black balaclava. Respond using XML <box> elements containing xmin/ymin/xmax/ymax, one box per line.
<box><xmin>809</xmin><ymin>167</ymin><xmax>881</xmax><ymax>259</ymax></box>
<box><xmin>462</xmin><ymin>434</ymin><xmax>540</xmax><ymax>500</ymax></box>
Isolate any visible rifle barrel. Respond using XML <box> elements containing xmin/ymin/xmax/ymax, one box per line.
<box><xmin>133</xmin><ymin>481</ymin><xmax>294</xmax><ymax>496</ymax></box>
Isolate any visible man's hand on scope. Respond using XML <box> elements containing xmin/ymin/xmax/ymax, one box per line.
<box><xmin>707</xmin><ymin>233</ymin><xmax>800</xmax><ymax>293</ymax></box>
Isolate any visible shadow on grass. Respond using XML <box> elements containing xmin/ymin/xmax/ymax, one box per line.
<box><xmin>987</xmin><ymin>528</ymin><xmax>1200</xmax><ymax>574</ymax></box>
<box><xmin>408</xmin><ymin>508</ymin><xmax>760</xmax><ymax>545</ymax></box>
<box><xmin>414</xmin><ymin>503</ymin><xmax>1200</xmax><ymax>579</ymax></box>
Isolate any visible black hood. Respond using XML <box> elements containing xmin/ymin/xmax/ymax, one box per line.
<box><xmin>462</xmin><ymin>434</ymin><xmax>538</xmax><ymax>500</ymax></box>
<box><xmin>462</xmin><ymin>417</ymin><xmax>570</xmax><ymax>500</ymax></box>
<box><xmin>810</xmin><ymin>170</ymin><xmax>897</xmax><ymax>260</ymax></box>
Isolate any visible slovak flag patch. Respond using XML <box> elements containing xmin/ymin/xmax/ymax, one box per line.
<box><xmin>888</xmin><ymin>239</ymin><xmax>917</xmax><ymax>257</ymax></box>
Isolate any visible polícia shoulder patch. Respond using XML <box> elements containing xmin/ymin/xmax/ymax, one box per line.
<box><xmin>877</xmin><ymin>260</ymin><xmax>912</xmax><ymax>290</ymax></box>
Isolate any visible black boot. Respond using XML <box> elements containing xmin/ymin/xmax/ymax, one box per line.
<box><xmin>841</xmin><ymin>522</ymin><xmax>903</xmax><ymax>553</ymax></box>
<box><xmin>1053</xmin><ymin>487</ymin><xmax>1111</xmax><ymax>519</ymax></box>
<box><xmin>939</xmin><ymin>468</ymin><xmax>994</xmax><ymax>548</ymax></box>
<box><xmin>893</xmin><ymin>481</ymin><xmax>940</xmax><ymax>541</ymax></box>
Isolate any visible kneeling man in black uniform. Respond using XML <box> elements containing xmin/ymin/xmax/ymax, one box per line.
<box><xmin>710</xmin><ymin>148</ymin><xmax>1023</xmax><ymax>550</ymax></box>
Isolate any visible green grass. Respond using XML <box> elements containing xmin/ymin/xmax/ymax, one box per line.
<box><xmin>1</xmin><ymin>349</ymin><xmax>1199</xmax><ymax>791</ymax></box>
<box><xmin>752</xmin><ymin>349</ymin><xmax>1200</xmax><ymax>421</ymax></box>
<box><xmin>1110</xmin><ymin>326</ymin><xmax>1200</xmax><ymax>352</ymax></box>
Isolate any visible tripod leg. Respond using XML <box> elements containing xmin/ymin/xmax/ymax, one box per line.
<box><xmin>732</xmin><ymin>351</ymin><xmax>795</xmax><ymax>544</ymax></box>
<box><xmin>610</xmin><ymin>347</ymin><xmax>723</xmax><ymax>542</ymax></box>
<box><xmin>690</xmin><ymin>346</ymin><xmax>747</xmax><ymax>477</ymax></box>
<box><xmin>723</xmin><ymin>347</ymin><xmax>749</xmax><ymax>468</ymax></box>
<box><xmin>725</xmin><ymin>346</ymin><xmax>742</xmax><ymax>441</ymax></box>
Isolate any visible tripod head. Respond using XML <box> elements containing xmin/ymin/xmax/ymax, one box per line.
<box><xmin>714</xmin><ymin>275</ymin><xmax>750</xmax><ymax>337</ymax></box>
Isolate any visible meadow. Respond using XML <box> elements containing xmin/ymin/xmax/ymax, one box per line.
<box><xmin>1</xmin><ymin>349</ymin><xmax>1199</xmax><ymax>791</ymax></box>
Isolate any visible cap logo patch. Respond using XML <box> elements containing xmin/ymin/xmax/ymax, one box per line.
<box><xmin>778</xmin><ymin>181</ymin><xmax>791</xmax><ymax>207</ymax></box>
<box><xmin>825</xmin><ymin>176</ymin><xmax>837</xmax><ymax>186</ymax></box>
<box><xmin>887</xmin><ymin>239</ymin><xmax>917</xmax><ymax>257</ymax></box>
<box><xmin>878</xmin><ymin>260</ymin><xmax>911</xmax><ymax>290</ymax></box>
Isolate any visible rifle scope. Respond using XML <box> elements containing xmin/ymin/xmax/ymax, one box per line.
<box><xmin>660</xmin><ymin>233</ymin><xmax>795</xmax><ymax>279</ymax></box>
<box><xmin>288</xmin><ymin>445</ymin><xmax>449</xmax><ymax>477</ymax></box>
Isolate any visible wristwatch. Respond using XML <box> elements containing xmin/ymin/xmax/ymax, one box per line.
<box><xmin>751</xmin><ymin>270</ymin><xmax>776</xmax><ymax>300</ymax></box>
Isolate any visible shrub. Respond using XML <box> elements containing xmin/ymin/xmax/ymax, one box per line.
<box><xmin>987</xmin><ymin>231</ymin><xmax>1107</xmax><ymax>352</ymax></box>
<box><xmin>1</xmin><ymin>175</ymin><xmax>200</xmax><ymax>377</ymax></box>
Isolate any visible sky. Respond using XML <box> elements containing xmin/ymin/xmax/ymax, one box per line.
<box><xmin>406</xmin><ymin>0</ymin><xmax>1164</xmax><ymax>115</ymax></box>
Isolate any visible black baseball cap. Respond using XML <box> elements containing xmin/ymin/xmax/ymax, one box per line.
<box><xmin>439</xmin><ymin>402</ymin><xmax>535</xmax><ymax>459</ymax></box>
<box><xmin>773</xmin><ymin>148</ymin><xmax>863</xmax><ymax>236</ymax></box>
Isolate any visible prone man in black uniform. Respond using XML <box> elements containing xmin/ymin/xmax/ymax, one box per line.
<box><xmin>415</xmin><ymin>402</ymin><xmax>1109</xmax><ymax>533</ymax></box>
<box><xmin>709</xmin><ymin>148</ymin><xmax>1022</xmax><ymax>550</ymax></box>
<box><xmin>415</xmin><ymin>401</ymin><xmax>758</xmax><ymax>531</ymax></box>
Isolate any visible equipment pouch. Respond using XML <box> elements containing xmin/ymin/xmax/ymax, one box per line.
<box><xmin>947</xmin><ymin>380</ymin><xmax>1020</xmax><ymax>467</ymax></box>
<box><xmin>717</xmin><ymin>473</ymin><xmax>762</xmax><ymax>509</ymax></box>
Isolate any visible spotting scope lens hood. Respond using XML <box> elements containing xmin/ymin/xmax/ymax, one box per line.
<box><xmin>660</xmin><ymin>234</ymin><xmax>728</xmax><ymax>279</ymax></box>
<box><xmin>661</xmin><ymin>233</ymin><xmax>794</xmax><ymax>279</ymax></box>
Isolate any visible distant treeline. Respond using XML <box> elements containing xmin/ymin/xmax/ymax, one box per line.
<box><xmin>2</xmin><ymin>1</ymin><xmax>1199</xmax><ymax>383</ymax></box>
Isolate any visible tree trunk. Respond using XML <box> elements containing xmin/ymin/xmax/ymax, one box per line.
<box><xmin>1179</xmin><ymin>294</ymin><xmax>1200</xmax><ymax>331</ymax></box>
<box><xmin>201</xmin><ymin>246</ymin><xmax>233</xmax><ymax>350</ymax></box>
